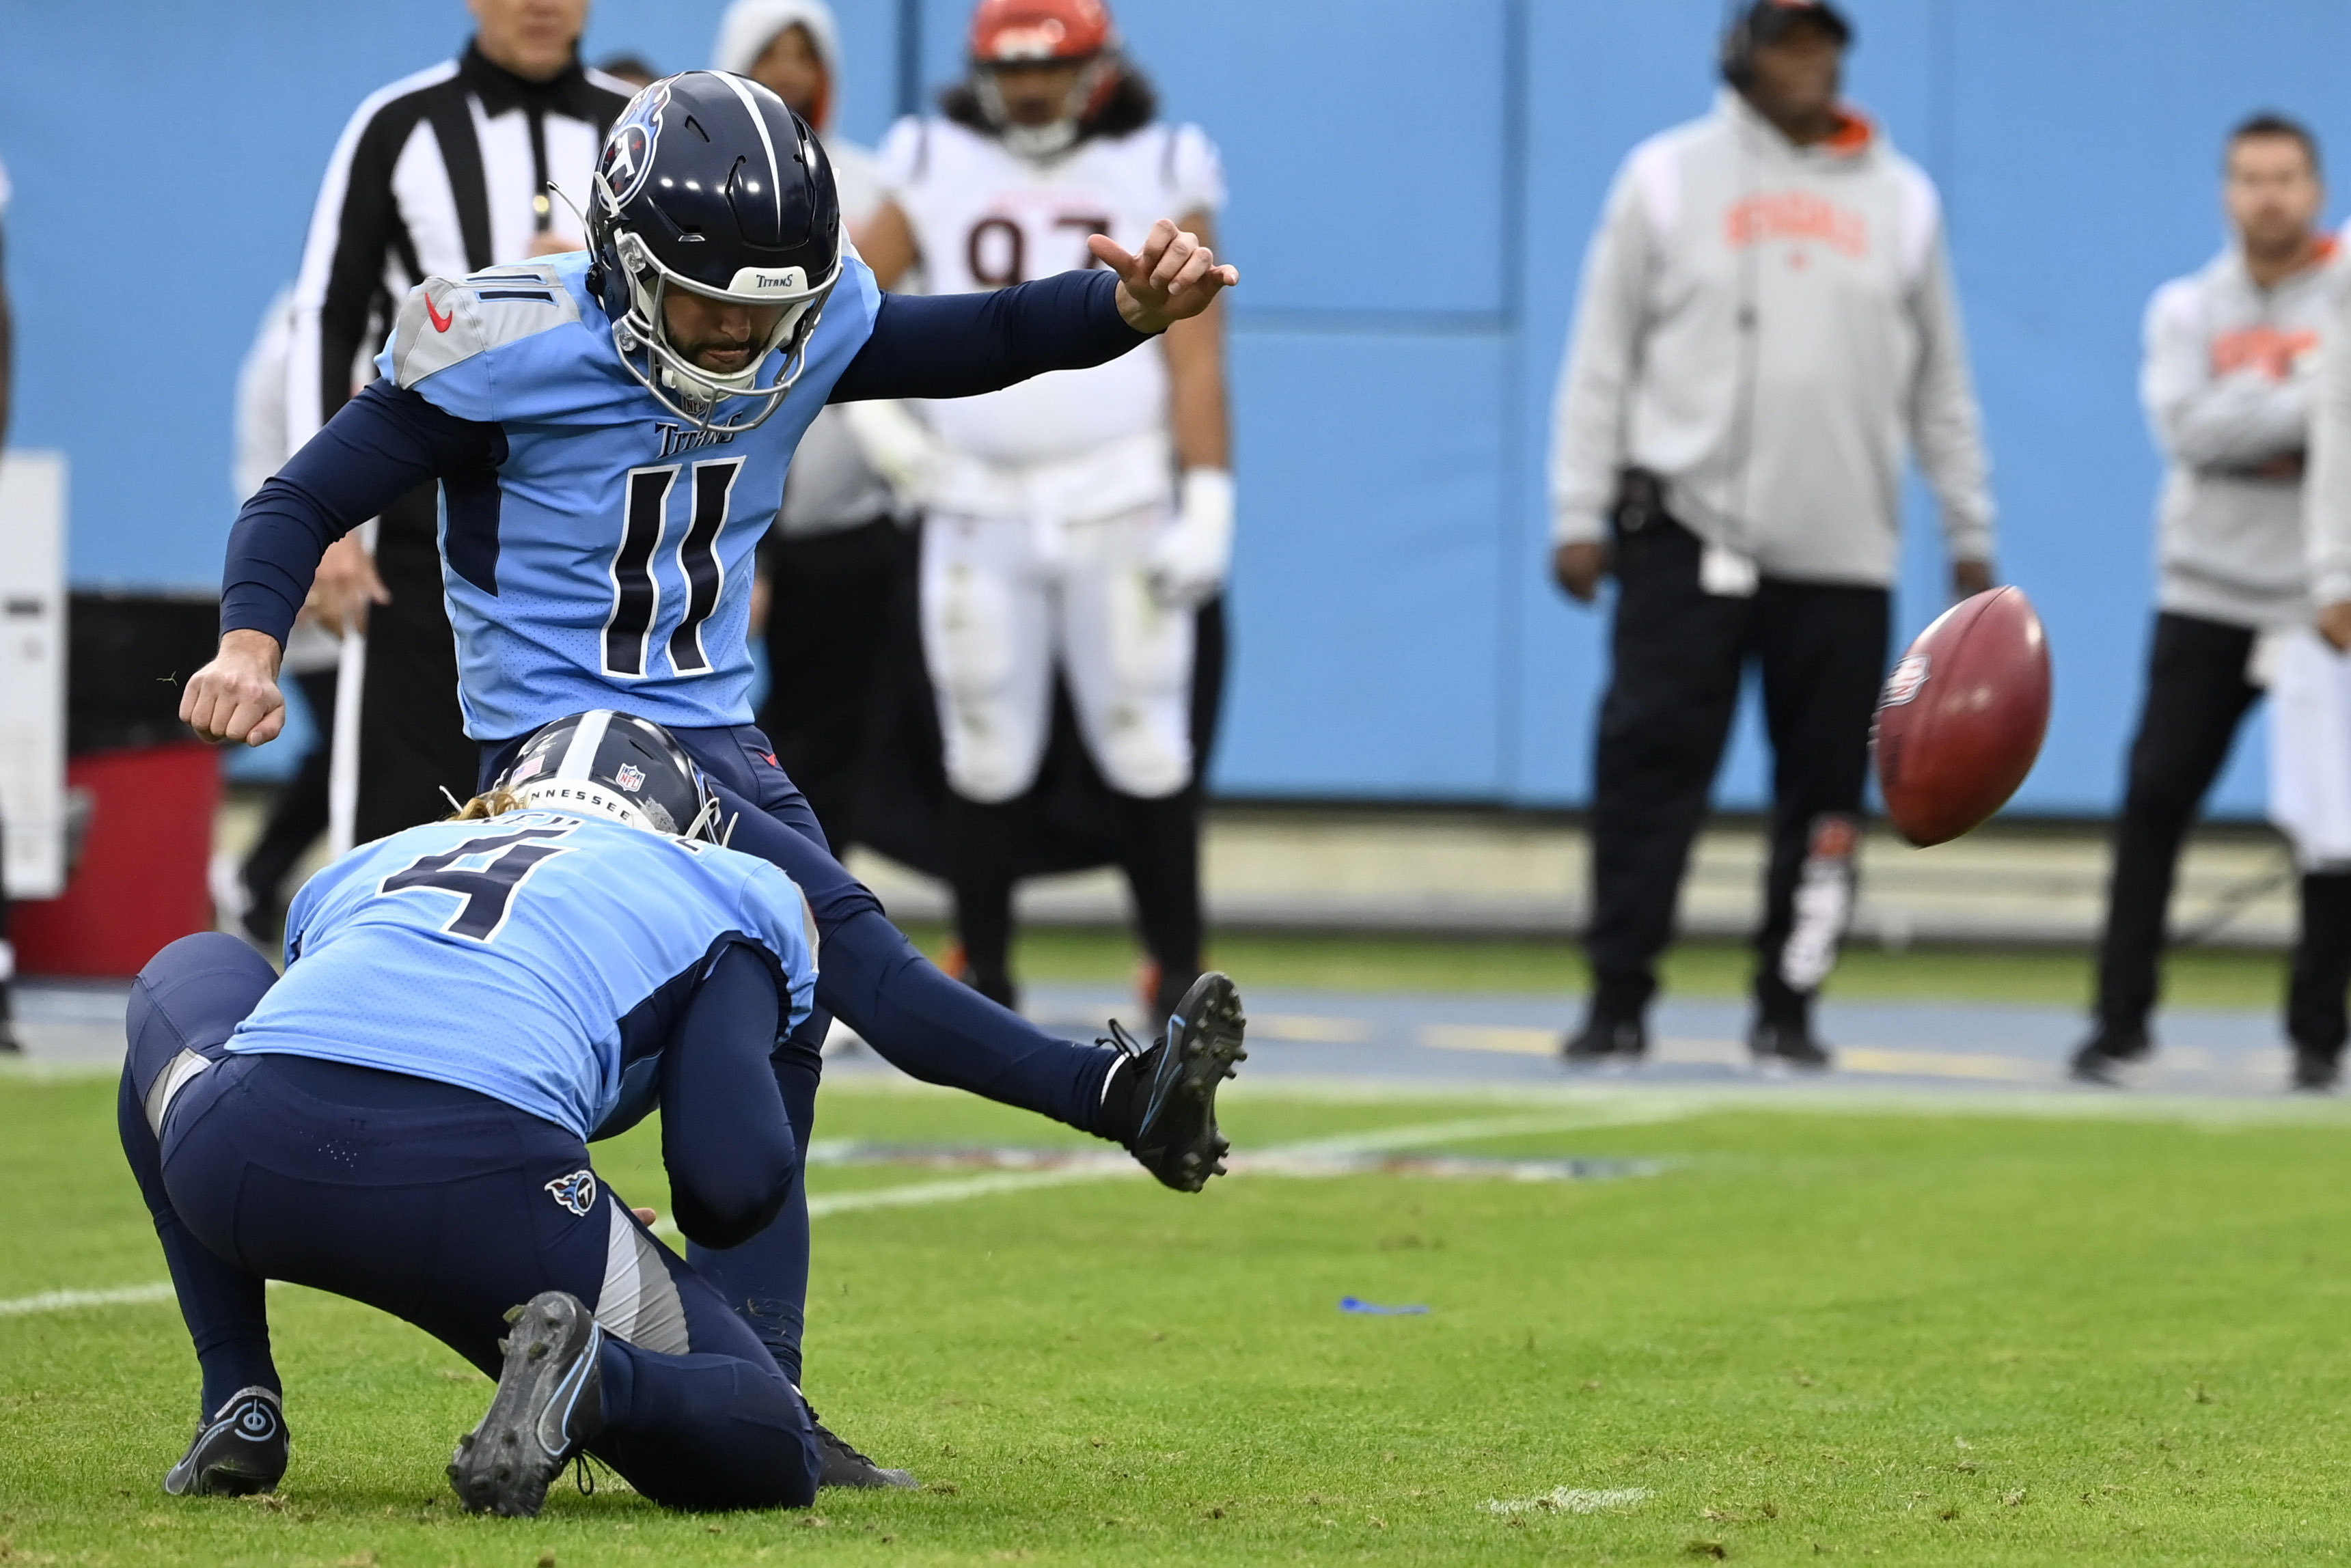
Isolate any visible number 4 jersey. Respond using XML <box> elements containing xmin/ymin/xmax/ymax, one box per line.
<box><xmin>878</xmin><ymin>115</ymin><xmax>1223</xmax><ymax>469</ymax></box>
<box><xmin>374</xmin><ymin>249</ymin><xmax>883</xmax><ymax>741</ymax></box>
<box><xmin>224</xmin><ymin>810</ymin><xmax>820</xmax><ymax>1141</ymax></box>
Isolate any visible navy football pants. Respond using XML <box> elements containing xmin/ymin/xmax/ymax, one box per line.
<box><xmin>479</xmin><ymin>723</ymin><xmax>1122</xmax><ymax>1379</ymax></box>
<box><xmin>120</xmin><ymin>933</ymin><xmax>822</xmax><ymax>1511</ymax></box>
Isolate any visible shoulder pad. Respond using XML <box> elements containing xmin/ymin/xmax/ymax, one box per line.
<box><xmin>387</xmin><ymin>272</ymin><xmax>582</xmax><ymax>389</ymax></box>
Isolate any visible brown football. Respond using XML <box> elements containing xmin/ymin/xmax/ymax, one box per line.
<box><xmin>1873</xmin><ymin>586</ymin><xmax>2051</xmax><ymax>847</ymax></box>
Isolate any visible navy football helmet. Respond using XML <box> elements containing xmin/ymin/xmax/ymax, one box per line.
<box><xmin>586</xmin><ymin>71</ymin><xmax>844</xmax><ymax>431</ymax></box>
<box><xmin>495</xmin><ymin>711</ymin><xmax>724</xmax><ymax>842</ymax></box>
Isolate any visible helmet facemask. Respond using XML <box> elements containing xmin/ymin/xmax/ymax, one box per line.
<box><xmin>602</xmin><ymin>223</ymin><xmax>841</xmax><ymax>434</ymax></box>
<box><xmin>973</xmin><ymin>55</ymin><xmax>1115</xmax><ymax>160</ymax></box>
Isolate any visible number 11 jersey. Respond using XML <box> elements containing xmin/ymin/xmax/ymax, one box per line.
<box><xmin>374</xmin><ymin>249</ymin><xmax>883</xmax><ymax>742</ymax></box>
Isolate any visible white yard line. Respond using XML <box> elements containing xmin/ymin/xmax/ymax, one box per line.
<box><xmin>642</xmin><ymin>1108</ymin><xmax>1668</xmax><ymax>1238</ymax></box>
<box><xmin>0</xmin><ymin>1282</ymin><xmax>178</xmax><ymax>1317</ymax></box>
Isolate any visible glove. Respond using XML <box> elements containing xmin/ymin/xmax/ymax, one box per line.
<box><xmin>839</xmin><ymin>400</ymin><xmax>941</xmax><ymax>509</ymax></box>
<box><xmin>1146</xmin><ymin>469</ymin><xmax>1234</xmax><ymax>609</ymax></box>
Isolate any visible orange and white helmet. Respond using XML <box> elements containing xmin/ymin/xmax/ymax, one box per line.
<box><xmin>967</xmin><ymin>0</ymin><xmax>1120</xmax><ymax>159</ymax></box>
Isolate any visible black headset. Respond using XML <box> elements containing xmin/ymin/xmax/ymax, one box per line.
<box><xmin>1718</xmin><ymin>0</ymin><xmax>1761</xmax><ymax>89</ymax></box>
<box><xmin>1720</xmin><ymin>0</ymin><xmax>1850</xmax><ymax>89</ymax></box>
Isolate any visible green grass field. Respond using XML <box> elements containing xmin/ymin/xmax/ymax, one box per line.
<box><xmin>8</xmin><ymin>1064</ymin><xmax>2351</xmax><ymax>1564</ymax></box>
<box><xmin>916</xmin><ymin>924</ymin><xmax>2294</xmax><ymax>1011</ymax></box>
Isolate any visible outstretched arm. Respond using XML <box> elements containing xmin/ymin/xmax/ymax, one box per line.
<box><xmin>182</xmin><ymin>382</ymin><xmax>499</xmax><ymax>745</ymax></box>
<box><xmin>829</xmin><ymin>217</ymin><xmax>1237</xmax><ymax>403</ymax></box>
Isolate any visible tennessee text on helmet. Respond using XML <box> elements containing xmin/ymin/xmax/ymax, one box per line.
<box><xmin>1719</xmin><ymin>0</ymin><xmax>1852</xmax><ymax>88</ymax></box>
<box><xmin>497</xmin><ymin>710</ymin><xmax>724</xmax><ymax>841</ymax></box>
<box><xmin>588</xmin><ymin>71</ymin><xmax>844</xmax><ymax>432</ymax></box>
<box><xmin>967</xmin><ymin>0</ymin><xmax>1120</xmax><ymax>160</ymax></box>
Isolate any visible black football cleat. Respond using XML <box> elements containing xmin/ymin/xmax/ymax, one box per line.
<box><xmin>448</xmin><ymin>1291</ymin><xmax>605</xmax><ymax>1518</ymax></box>
<box><xmin>1113</xmin><ymin>971</ymin><xmax>1247</xmax><ymax>1193</ymax></box>
<box><xmin>163</xmin><ymin>1386</ymin><xmax>287</xmax><ymax>1497</ymax></box>
<box><xmin>1561</xmin><ymin>1015</ymin><xmax>1647</xmax><ymax>1067</ymax></box>
<box><xmin>2068</xmin><ymin>1026</ymin><xmax>2150</xmax><ymax>1088</ymax></box>
<box><xmin>2292</xmin><ymin>1048</ymin><xmax>2341</xmax><ymax>1093</ymax></box>
<box><xmin>808</xmin><ymin>1407</ymin><xmax>917</xmax><ymax>1489</ymax></box>
<box><xmin>1750</xmin><ymin>1018</ymin><xmax>1834</xmax><ymax>1073</ymax></box>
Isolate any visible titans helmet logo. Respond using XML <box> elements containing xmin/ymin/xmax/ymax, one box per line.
<box><xmin>599</xmin><ymin>81</ymin><xmax>669</xmax><ymax>210</ymax></box>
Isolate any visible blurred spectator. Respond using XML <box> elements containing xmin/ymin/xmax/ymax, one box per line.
<box><xmin>715</xmin><ymin>0</ymin><xmax>911</xmax><ymax>857</ymax></box>
<box><xmin>857</xmin><ymin>0</ymin><xmax>1232</xmax><ymax>1023</ymax></box>
<box><xmin>286</xmin><ymin>0</ymin><xmax>631</xmax><ymax>842</ymax></box>
<box><xmin>0</xmin><ymin>152</ymin><xmax>15</xmax><ymax>1053</ymax></box>
<box><xmin>210</xmin><ymin>288</ymin><xmax>345</xmax><ymax>951</ymax></box>
<box><xmin>2078</xmin><ymin>115</ymin><xmax>2346</xmax><ymax>1089</ymax></box>
<box><xmin>595</xmin><ymin>53</ymin><xmax>658</xmax><ymax>89</ymax></box>
<box><xmin>1548</xmin><ymin>0</ymin><xmax>1993</xmax><ymax>1070</ymax></box>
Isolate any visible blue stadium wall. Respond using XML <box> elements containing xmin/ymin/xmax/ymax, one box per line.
<box><xmin>5</xmin><ymin>0</ymin><xmax>2348</xmax><ymax>815</ymax></box>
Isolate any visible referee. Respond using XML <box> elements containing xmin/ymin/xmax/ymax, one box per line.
<box><xmin>285</xmin><ymin>0</ymin><xmax>631</xmax><ymax>840</ymax></box>
<box><xmin>1548</xmin><ymin>0</ymin><xmax>1994</xmax><ymax>1069</ymax></box>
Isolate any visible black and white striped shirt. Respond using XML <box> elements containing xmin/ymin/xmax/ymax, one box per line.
<box><xmin>286</xmin><ymin>42</ymin><xmax>632</xmax><ymax>450</ymax></box>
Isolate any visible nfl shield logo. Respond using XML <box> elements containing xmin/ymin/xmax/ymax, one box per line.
<box><xmin>614</xmin><ymin>764</ymin><xmax>646</xmax><ymax>793</ymax></box>
<box><xmin>1880</xmin><ymin>654</ymin><xmax>1931</xmax><ymax>708</ymax></box>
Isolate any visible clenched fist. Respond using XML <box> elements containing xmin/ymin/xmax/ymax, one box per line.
<box><xmin>180</xmin><ymin>629</ymin><xmax>288</xmax><ymax>747</ymax></box>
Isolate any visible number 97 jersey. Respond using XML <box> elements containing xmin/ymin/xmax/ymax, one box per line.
<box><xmin>877</xmin><ymin>115</ymin><xmax>1224</xmax><ymax>467</ymax></box>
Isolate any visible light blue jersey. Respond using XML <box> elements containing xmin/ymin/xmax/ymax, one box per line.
<box><xmin>373</xmin><ymin>250</ymin><xmax>881</xmax><ymax>741</ymax></box>
<box><xmin>226</xmin><ymin>811</ymin><xmax>819</xmax><ymax>1140</ymax></box>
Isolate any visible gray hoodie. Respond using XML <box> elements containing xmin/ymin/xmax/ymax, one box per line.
<box><xmin>1549</xmin><ymin>92</ymin><xmax>1993</xmax><ymax>586</ymax></box>
<box><xmin>2142</xmin><ymin>242</ymin><xmax>2339</xmax><ymax>629</ymax></box>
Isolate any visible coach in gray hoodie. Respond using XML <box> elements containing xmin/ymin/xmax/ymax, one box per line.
<box><xmin>1548</xmin><ymin>0</ymin><xmax>1994</xmax><ymax>1069</ymax></box>
<box><xmin>2077</xmin><ymin>115</ymin><xmax>2347</xmax><ymax>1090</ymax></box>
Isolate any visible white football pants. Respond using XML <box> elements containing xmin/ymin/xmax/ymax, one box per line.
<box><xmin>920</xmin><ymin>504</ymin><xmax>1194</xmax><ymax>803</ymax></box>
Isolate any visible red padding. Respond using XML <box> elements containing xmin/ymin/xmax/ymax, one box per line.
<box><xmin>16</xmin><ymin>743</ymin><xmax>222</xmax><ymax>978</ymax></box>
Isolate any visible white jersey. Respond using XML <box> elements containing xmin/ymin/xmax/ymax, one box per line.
<box><xmin>877</xmin><ymin>115</ymin><xmax>1224</xmax><ymax>469</ymax></box>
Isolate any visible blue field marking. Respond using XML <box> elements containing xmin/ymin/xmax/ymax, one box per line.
<box><xmin>995</xmin><ymin>986</ymin><xmax>2301</xmax><ymax>1099</ymax></box>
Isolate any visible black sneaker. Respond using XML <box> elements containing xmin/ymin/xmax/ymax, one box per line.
<box><xmin>808</xmin><ymin>1407</ymin><xmax>916</xmax><ymax>1489</ymax></box>
<box><xmin>1108</xmin><ymin>971</ymin><xmax>1247</xmax><ymax>1193</ymax></box>
<box><xmin>2068</xmin><ymin>1027</ymin><xmax>2149</xmax><ymax>1087</ymax></box>
<box><xmin>1561</xmin><ymin>1015</ymin><xmax>1647</xmax><ymax>1066</ymax></box>
<box><xmin>1750</xmin><ymin>1018</ymin><xmax>1833</xmax><ymax>1072</ymax></box>
<box><xmin>448</xmin><ymin>1291</ymin><xmax>605</xmax><ymax>1518</ymax></box>
<box><xmin>2292</xmin><ymin>1048</ymin><xmax>2341</xmax><ymax>1093</ymax></box>
<box><xmin>163</xmin><ymin>1386</ymin><xmax>286</xmax><ymax>1497</ymax></box>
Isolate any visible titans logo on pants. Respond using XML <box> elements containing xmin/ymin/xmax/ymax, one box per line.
<box><xmin>545</xmin><ymin>1168</ymin><xmax>598</xmax><ymax>1216</ymax></box>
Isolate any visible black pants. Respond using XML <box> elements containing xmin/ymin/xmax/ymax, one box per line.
<box><xmin>756</xmin><ymin>518</ymin><xmax>906</xmax><ymax>855</ymax></box>
<box><xmin>238</xmin><ymin>668</ymin><xmax>338</xmax><ymax>916</ymax></box>
<box><xmin>356</xmin><ymin>484</ymin><xmax>477</xmax><ymax>844</ymax></box>
<box><xmin>2093</xmin><ymin>611</ymin><xmax>2351</xmax><ymax>1055</ymax></box>
<box><xmin>950</xmin><ymin>787</ymin><xmax>1202</xmax><ymax>1011</ymax></box>
<box><xmin>1586</xmin><ymin>514</ymin><xmax>1887</xmax><ymax>1022</ymax></box>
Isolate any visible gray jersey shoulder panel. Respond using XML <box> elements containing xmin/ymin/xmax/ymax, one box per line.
<box><xmin>389</xmin><ymin>271</ymin><xmax>583</xmax><ymax>389</ymax></box>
